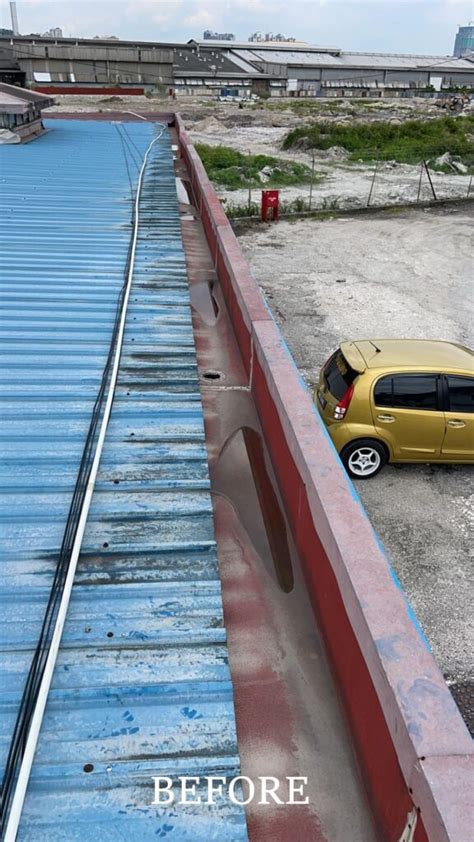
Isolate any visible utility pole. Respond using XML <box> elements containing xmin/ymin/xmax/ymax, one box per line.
<box><xmin>10</xmin><ymin>1</ymin><xmax>20</xmax><ymax>36</ymax></box>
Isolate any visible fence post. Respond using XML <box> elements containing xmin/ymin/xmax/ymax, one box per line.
<box><xmin>309</xmin><ymin>150</ymin><xmax>315</xmax><ymax>210</ymax></box>
<box><xmin>247</xmin><ymin>149</ymin><xmax>252</xmax><ymax>213</ymax></box>
<box><xmin>416</xmin><ymin>161</ymin><xmax>424</xmax><ymax>203</ymax></box>
<box><xmin>424</xmin><ymin>161</ymin><xmax>437</xmax><ymax>201</ymax></box>
<box><xmin>467</xmin><ymin>176</ymin><xmax>472</xmax><ymax>198</ymax></box>
<box><xmin>367</xmin><ymin>151</ymin><xmax>379</xmax><ymax>207</ymax></box>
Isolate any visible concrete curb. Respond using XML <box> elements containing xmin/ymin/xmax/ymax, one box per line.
<box><xmin>175</xmin><ymin>112</ymin><xmax>473</xmax><ymax>842</ymax></box>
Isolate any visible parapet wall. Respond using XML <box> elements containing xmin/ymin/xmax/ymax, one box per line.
<box><xmin>175</xmin><ymin>113</ymin><xmax>473</xmax><ymax>842</ymax></box>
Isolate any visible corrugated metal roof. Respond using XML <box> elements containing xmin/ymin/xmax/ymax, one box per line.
<box><xmin>234</xmin><ymin>47</ymin><xmax>474</xmax><ymax>71</ymax></box>
<box><xmin>0</xmin><ymin>120</ymin><xmax>247</xmax><ymax>839</ymax></box>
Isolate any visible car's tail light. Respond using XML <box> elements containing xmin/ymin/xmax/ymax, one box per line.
<box><xmin>334</xmin><ymin>383</ymin><xmax>354</xmax><ymax>420</ymax></box>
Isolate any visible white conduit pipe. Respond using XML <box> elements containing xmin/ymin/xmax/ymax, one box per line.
<box><xmin>5</xmin><ymin>122</ymin><xmax>167</xmax><ymax>841</ymax></box>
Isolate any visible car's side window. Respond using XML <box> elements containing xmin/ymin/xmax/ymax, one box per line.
<box><xmin>373</xmin><ymin>376</ymin><xmax>393</xmax><ymax>406</ymax></box>
<box><xmin>447</xmin><ymin>376</ymin><xmax>474</xmax><ymax>413</ymax></box>
<box><xmin>374</xmin><ymin>375</ymin><xmax>439</xmax><ymax>410</ymax></box>
<box><xmin>392</xmin><ymin>375</ymin><xmax>438</xmax><ymax>409</ymax></box>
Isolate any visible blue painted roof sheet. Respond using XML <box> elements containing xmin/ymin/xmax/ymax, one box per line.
<box><xmin>0</xmin><ymin>120</ymin><xmax>247</xmax><ymax>840</ymax></box>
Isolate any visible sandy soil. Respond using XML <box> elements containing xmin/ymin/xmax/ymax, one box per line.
<box><xmin>237</xmin><ymin>205</ymin><xmax>474</xmax><ymax>729</ymax></box>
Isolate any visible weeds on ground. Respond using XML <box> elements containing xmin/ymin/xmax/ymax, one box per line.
<box><xmin>195</xmin><ymin>143</ymin><xmax>318</xmax><ymax>189</ymax></box>
<box><xmin>283</xmin><ymin>115</ymin><xmax>474</xmax><ymax>168</ymax></box>
<box><xmin>226</xmin><ymin>202</ymin><xmax>260</xmax><ymax>219</ymax></box>
<box><xmin>321</xmin><ymin>196</ymin><xmax>341</xmax><ymax>210</ymax></box>
<box><xmin>225</xmin><ymin>195</ymin><xmax>338</xmax><ymax>217</ymax></box>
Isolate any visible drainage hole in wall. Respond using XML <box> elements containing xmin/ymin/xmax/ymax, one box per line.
<box><xmin>107</xmin><ymin>631</ymin><xmax>114</xmax><ymax>638</ymax></box>
<box><xmin>202</xmin><ymin>371</ymin><xmax>222</xmax><ymax>381</ymax></box>
<box><xmin>83</xmin><ymin>764</ymin><xmax>94</xmax><ymax>773</ymax></box>
<box><xmin>103</xmin><ymin>542</ymin><xmax>109</xmax><ymax>548</ymax></box>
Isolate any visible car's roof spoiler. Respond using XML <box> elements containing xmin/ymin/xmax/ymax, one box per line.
<box><xmin>340</xmin><ymin>341</ymin><xmax>367</xmax><ymax>373</ymax></box>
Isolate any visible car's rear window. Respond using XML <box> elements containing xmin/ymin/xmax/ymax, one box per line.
<box><xmin>324</xmin><ymin>350</ymin><xmax>358</xmax><ymax>400</ymax></box>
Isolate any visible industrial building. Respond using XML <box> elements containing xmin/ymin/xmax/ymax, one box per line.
<box><xmin>185</xmin><ymin>39</ymin><xmax>474</xmax><ymax>97</ymax></box>
<box><xmin>0</xmin><ymin>36</ymin><xmax>174</xmax><ymax>92</ymax></box>
<box><xmin>0</xmin><ymin>34</ymin><xmax>473</xmax><ymax>97</ymax></box>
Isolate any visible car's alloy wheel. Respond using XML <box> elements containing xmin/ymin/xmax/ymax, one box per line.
<box><xmin>341</xmin><ymin>439</ymin><xmax>387</xmax><ymax>479</ymax></box>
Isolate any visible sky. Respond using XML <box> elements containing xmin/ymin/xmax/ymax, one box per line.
<box><xmin>0</xmin><ymin>0</ymin><xmax>472</xmax><ymax>55</ymax></box>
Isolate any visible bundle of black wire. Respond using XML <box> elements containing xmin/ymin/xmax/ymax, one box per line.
<box><xmin>0</xmin><ymin>132</ymin><xmax>139</xmax><ymax>834</ymax></box>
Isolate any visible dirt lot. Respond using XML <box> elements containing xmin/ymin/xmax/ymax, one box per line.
<box><xmin>237</xmin><ymin>205</ymin><xmax>474</xmax><ymax>730</ymax></box>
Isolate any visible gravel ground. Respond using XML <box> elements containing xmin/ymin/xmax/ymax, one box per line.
<box><xmin>237</xmin><ymin>205</ymin><xmax>474</xmax><ymax>731</ymax></box>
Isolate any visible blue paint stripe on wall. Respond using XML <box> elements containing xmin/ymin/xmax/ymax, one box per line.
<box><xmin>0</xmin><ymin>120</ymin><xmax>248</xmax><ymax>840</ymax></box>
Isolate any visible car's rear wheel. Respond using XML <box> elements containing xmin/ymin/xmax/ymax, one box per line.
<box><xmin>340</xmin><ymin>439</ymin><xmax>387</xmax><ymax>479</ymax></box>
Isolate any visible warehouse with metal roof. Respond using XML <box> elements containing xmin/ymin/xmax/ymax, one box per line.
<box><xmin>1</xmin><ymin>34</ymin><xmax>473</xmax><ymax>96</ymax></box>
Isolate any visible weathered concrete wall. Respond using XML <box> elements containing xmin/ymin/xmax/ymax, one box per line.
<box><xmin>175</xmin><ymin>112</ymin><xmax>474</xmax><ymax>842</ymax></box>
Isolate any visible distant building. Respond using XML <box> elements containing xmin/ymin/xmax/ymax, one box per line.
<box><xmin>2</xmin><ymin>34</ymin><xmax>473</xmax><ymax>97</ymax></box>
<box><xmin>43</xmin><ymin>27</ymin><xmax>63</xmax><ymax>38</ymax></box>
<box><xmin>0</xmin><ymin>28</ymin><xmax>13</xmax><ymax>37</ymax></box>
<box><xmin>453</xmin><ymin>24</ymin><xmax>474</xmax><ymax>56</ymax></box>
<box><xmin>203</xmin><ymin>31</ymin><xmax>235</xmax><ymax>41</ymax></box>
<box><xmin>249</xmin><ymin>32</ymin><xmax>297</xmax><ymax>43</ymax></box>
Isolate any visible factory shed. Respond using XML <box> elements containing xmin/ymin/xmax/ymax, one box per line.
<box><xmin>0</xmin><ymin>82</ymin><xmax>54</xmax><ymax>142</ymax></box>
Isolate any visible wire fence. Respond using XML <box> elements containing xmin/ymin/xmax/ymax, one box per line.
<box><xmin>225</xmin><ymin>153</ymin><xmax>473</xmax><ymax>219</ymax></box>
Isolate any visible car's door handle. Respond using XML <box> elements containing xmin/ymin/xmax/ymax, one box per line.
<box><xmin>447</xmin><ymin>420</ymin><xmax>465</xmax><ymax>428</ymax></box>
<box><xmin>377</xmin><ymin>414</ymin><xmax>395</xmax><ymax>422</ymax></box>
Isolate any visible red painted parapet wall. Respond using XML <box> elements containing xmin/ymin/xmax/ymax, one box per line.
<box><xmin>175</xmin><ymin>114</ymin><xmax>473</xmax><ymax>841</ymax></box>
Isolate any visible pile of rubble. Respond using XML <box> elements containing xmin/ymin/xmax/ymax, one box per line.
<box><xmin>434</xmin><ymin>152</ymin><xmax>469</xmax><ymax>174</ymax></box>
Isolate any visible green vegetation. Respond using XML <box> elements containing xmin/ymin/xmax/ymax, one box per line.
<box><xmin>225</xmin><ymin>201</ymin><xmax>260</xmax><ymax>219</ymax></box>
<box><xmin>283</xmin><ymin>115</ymin><xmax>474</xmax><ymax>168</ymax></box>
<box><xmin>195</xmin><ymin>143</ymin><xmax>316</xmax><ymax>189</ymax></box>
<box><xmin>225</xmin><ymin>195</ymin><xmax>339</xmax><ymax>218</ymax></box>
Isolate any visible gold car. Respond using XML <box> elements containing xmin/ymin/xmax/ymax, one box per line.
<box><xmin>314</xmin><ymin>339</ymin><xmax>474</xmax><ymax>478</ymax></box>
